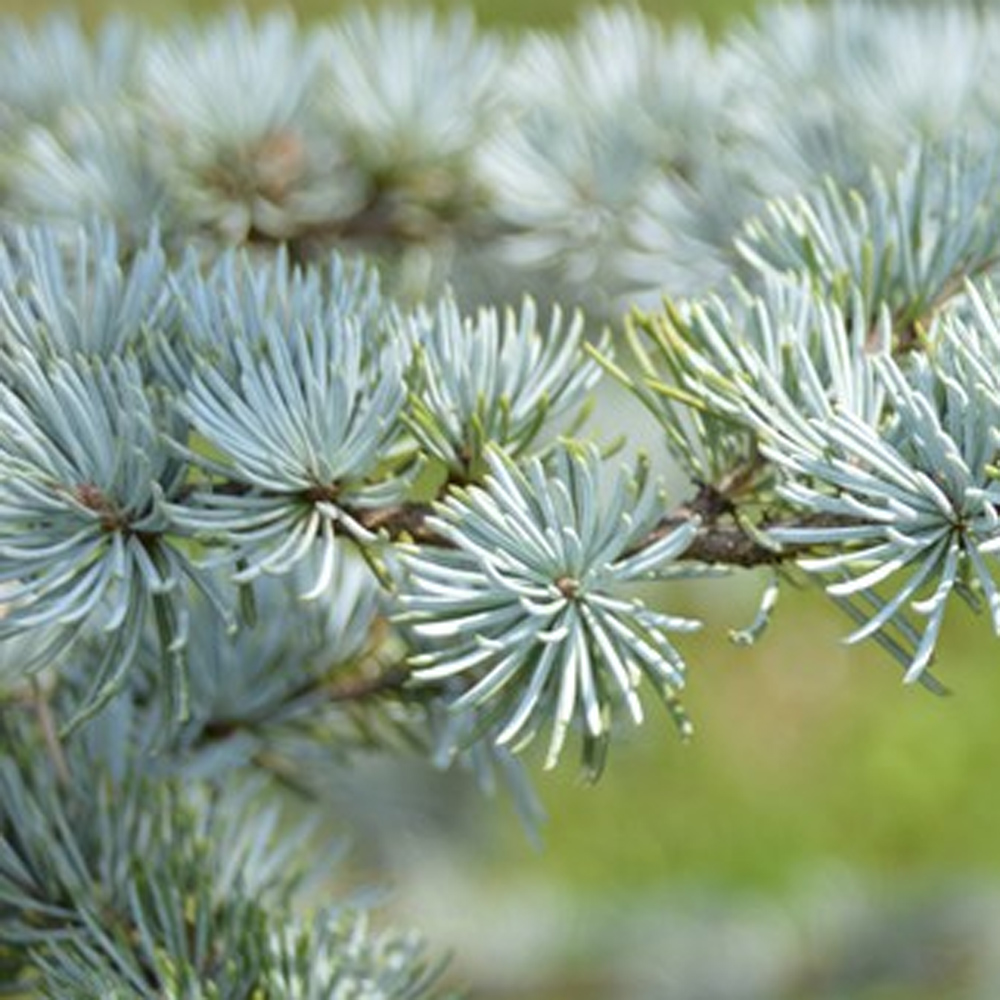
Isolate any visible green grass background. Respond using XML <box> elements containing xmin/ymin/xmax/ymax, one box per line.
<box><xmin>10</xmin><ymin>0</ymin><xmax>1000</xmax><ymax>994</ymax></box>
<box><xmin>7</xmin><ymin>0</ymin><xmax>756</xmax><ymax>35</ymax></box>
<box><xmin>505</xmin><ymin>584</ymin><xmax>1000</xmax><ymax>891</ymax></box>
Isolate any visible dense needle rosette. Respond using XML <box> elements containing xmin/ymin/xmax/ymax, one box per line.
<box><xmin>766</xmin><ymin>297</ymin><xmax>1000</xmax><ymax>681</ymax></box>
<box><xmin>0</xmin><ymin>353</ymin><xmax>208</xmax><ymax>722</ymax></box>
<box><xmin>397</xmin><ymin>444</ymin><xmax>701</xmax><ymax>774</ymax></box>
<box><xmin>169</xmin><ymin>286</ymin><xmax>409</xmax><ymax>596</ymax></box>
<box><xmin>0</xmin><ymin>220</ymin><xmax>169</xmax><ymax>360</ymax></box>
<box><xmin>140</xmin><ymin>10</ymin><xmax>360</xmax><ymax>241</ymax></box>
<box><xmin>405</xmin><ymin>295</ymin><xmax>606</xmax><ymax>477</ymax></box>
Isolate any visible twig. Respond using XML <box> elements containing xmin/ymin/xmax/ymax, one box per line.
<box><xmin>326</xmin><ymin>663</ymin><xmax>412</xmax><ymax>702</ymax></box>
<box><xmin>31</xmin><ymin>678</ymin><xmax>70</xmax><ymax>787</ymax></box>
<box><xmin>176</xmin><ymin>478</ymin><xmax>856</xmax><ymax>569</ymax></box>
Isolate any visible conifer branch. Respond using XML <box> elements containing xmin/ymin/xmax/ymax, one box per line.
<box><xmin>7</xmin><ymin>2</ymin><xmax>1000</xmax><ymax>991</ymax></box>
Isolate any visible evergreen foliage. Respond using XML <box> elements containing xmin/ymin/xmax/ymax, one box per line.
<box><xmin>3</xmin><ymin>1</ymin><xmax>1000</xmax><ymax>993</ymax></box>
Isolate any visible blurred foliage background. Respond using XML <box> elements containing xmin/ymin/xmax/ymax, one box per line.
<box><xmin>8</xmin><ymin>0</ymin><xmax>1000</xmax><ymax>997</ymax></box>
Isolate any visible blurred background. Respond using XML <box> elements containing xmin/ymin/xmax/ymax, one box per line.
<box><xmin>6</xmin><ymin>0</ymin><xmax>756</xmax><ymax>35</ymax></box>
<box><xmin>8</xmin><ymin>0</ymin><xmax>1000</xmax><ymax>997</ymax></box>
